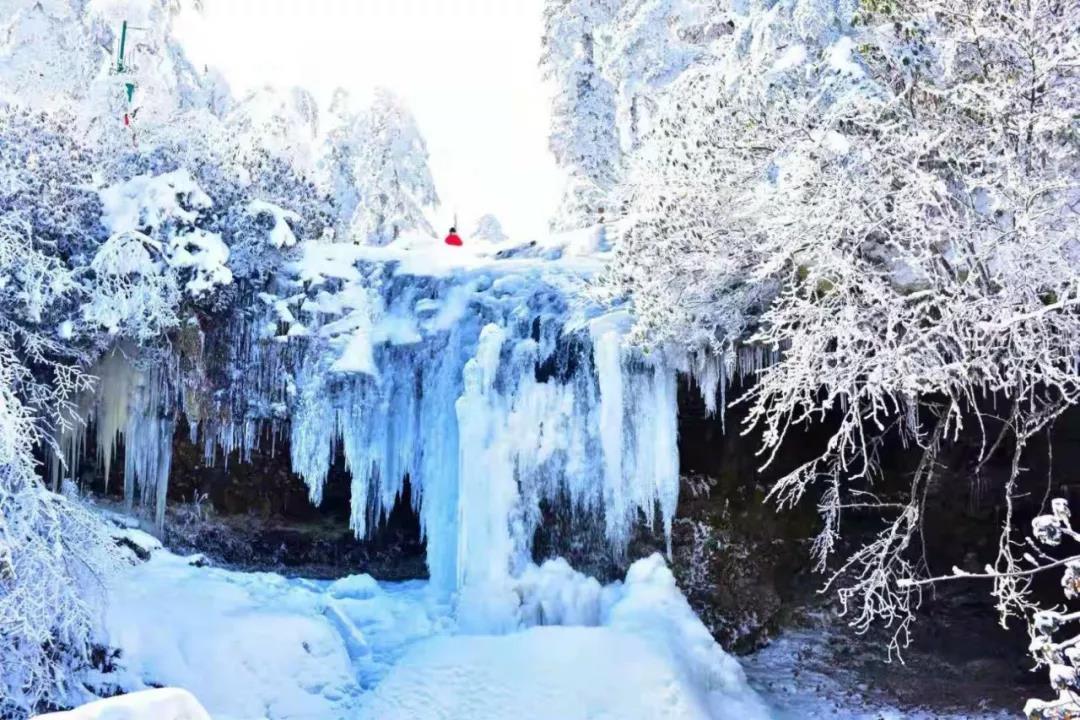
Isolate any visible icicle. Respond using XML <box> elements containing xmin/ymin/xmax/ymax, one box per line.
<box><xmin>454</xmin><ymin>323</ymin><xmax>511</xmax><ymax>590</ymax></box>
<box><xmin>691</xmin><ymin>350</ymin><xmax>722</xmax><ymax>416</ymax></box>
<box><xmin>594</xmin><ymin>329</ymin><xmax>629</xmax><ymax>547</ymax></box>
<box><xmin>650</xmin><ymin>359</ymin><xmax>680</xmax><ymax>558</ymax></box>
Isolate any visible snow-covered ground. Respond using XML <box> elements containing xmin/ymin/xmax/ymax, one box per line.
<box><xmin>89</xmin><ymin>540</ymin><xmax>770</xmax><ymax>720</ymax></box>
<box><xmin>81</xmin><ymin>538</ymin><xmax>1009</xmax><ymax>720</ymax></box>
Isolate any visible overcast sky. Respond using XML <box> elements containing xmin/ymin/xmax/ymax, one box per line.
<box><xmin>175</xmin><ymin>0</ymin><xmax>564</xmax><ymax>240</ymax></box>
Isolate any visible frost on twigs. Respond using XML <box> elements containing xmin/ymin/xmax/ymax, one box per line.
<box><xmin>983</xmin><ymin>497</ymin><xmax>1080</xmax><ymax>720</ymax></box>
<box><xmin>84</xmin><ymin>231</ymin><xmax>179</xmax><ymax>340</ymax></box>
<box><xmin>0</xmin><ymin>214</ymin><xmax>121</xmax><ymax>714</ymax></box>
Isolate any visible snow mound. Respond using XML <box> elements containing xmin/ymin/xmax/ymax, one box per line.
<box><xmin>100</xmin><ymin>553</ymin><xmax>365</xmax><ymax>719</ymax></box>
<box><xmin>327</xmin><ymin>573</ymin><xmax>382</xmax><ymax>599</ymax></box>
<box><xmin>358</xmin><ymin>554</ymin><xmax>774</xmax><ymax>720</ymax></box>
<box><xmin>32</xmin><ymin>688</ymin><xmax>209</xmax><ymax>720</ymax></box>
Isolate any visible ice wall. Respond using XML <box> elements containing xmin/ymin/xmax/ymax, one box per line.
<box><xmin>263</xmin><ymin>240</ymin><xmax>684</xmax><ymax>597</ymax></box>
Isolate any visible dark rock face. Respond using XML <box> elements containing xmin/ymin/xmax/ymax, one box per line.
<box><xmin>670</xmin><ymin>380</ymin><xmax>1080</xmax><ymax>713</ymax></box>
<box><xmin>161</xmin><ymin>425</ymin><xmax>428</xmax><ymax>580</ymax></box>
<box><xmin>662</xmin><ymin>381</ymin><xmax>825</xmax><ymax>652</ymax></box>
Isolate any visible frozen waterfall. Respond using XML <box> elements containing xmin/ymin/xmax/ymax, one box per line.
<box><xmin>53</xmin><ymin>232</ymin><xmax>700</xmax><ymax>606</ymax></box>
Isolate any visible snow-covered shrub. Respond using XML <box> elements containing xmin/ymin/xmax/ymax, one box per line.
<box><xmin>96</xmin><ymin>168</ymin><xmax>233</xmax><ymax>307</ymax></box>
<box><xmin>229</xmin><ymin>148</ymin><xmax>332</xmax><ymax>248</ymax></box>
<box><xmin>83</xmin><ymin>231</ymin><xmax>180</xmax><ymax>340</ymax></box>
<box><xmin>471</xmin><ymin>214</ymin><xmax>509</xmax><ymax>244</ymax></box>
<box><xmin>0</xmin><ymin>216</ymin><xmax>79</xmax><ymax>329</ymax></box>
<box><xmin>0</xmin><ymin>108</ymin><xmax>103</xmax><ymax>264</ymax></box>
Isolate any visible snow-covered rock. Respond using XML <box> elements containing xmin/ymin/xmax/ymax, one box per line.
<box><xmin>33</xmin><ymin>688</ymin><xmax>210</xmax><ymax>720</ymax></box>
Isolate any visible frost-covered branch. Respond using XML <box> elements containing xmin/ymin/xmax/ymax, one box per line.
<box><xmin>604</xmin><ymin>0</ymin><xmax>1080</xmax><ymax>703</ymax></box>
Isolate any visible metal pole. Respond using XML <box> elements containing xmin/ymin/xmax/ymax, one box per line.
<box><xmin>117</xmin><ymin>20</ymin><xmax>128</xmax><ymax>73</ymax></box>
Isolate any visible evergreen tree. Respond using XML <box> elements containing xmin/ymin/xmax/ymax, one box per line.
<box><xmin>541</xmin><ymin>0</ymin><xmax>622</xmax><ymax>230</ymax></box>
<box><xmin>319</xmin><ymin>88</ymin><xmax>364</xmax><ymax>242</ymax></box>
<box><xmin>348</xmin><ymin>88</ymin><xmax>439</xmax><ymax>246</ymax></box>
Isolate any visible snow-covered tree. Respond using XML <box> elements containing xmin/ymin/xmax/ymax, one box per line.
<box><xmin>348</xmin><ymin>88</ymin><xmax>438</xmax><ymax>246</ymax></box>
<box><xmin>606</xmin><ymin>0</ymin><xmax>1080</xmax><ymax>681</ymax></box>
<box><xmin>541</xmin><ymin>0</ymin><xmax>622</xmax><ymax>230</ymax></box>
<box><xmin>318</xmin><ymin>87</ymin><xmax>364</xmax><ymax>242</ymax></box>
<box><xmin>601</xmin><ymin>0</ymin><xmax>718</xmax><ymax>153</ymax></box>
<box><xmin>0</xmin><ymin>215</ymin><xmax>121</xmax><ymax>716</ymax></box>
<box><xmin>225</xmin><ymin>86</ymin><xmax>321</xmax><ymax>178</ymax></box>
<box><xmin>0</xmin><ymin>0</ymin><xmax>107</xmax><ymax>113</ymax></box>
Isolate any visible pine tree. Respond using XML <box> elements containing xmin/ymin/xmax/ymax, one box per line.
<box><xmin>349</xmin><ymin>88</ymin><xmax>439</xmax><ymax>246</ymax></box>
<box><xmin>319</xmin><ymin>88</ymin><xmax>364</xmax><ymax>242</ymax></box>
<box><xmin>541</xmin><ymin>0</ymin><xmax>622</xmax><ymax>231</ymax></box>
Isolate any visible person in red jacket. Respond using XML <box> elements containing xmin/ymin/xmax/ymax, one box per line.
<box><xmin>444</xmin><ymin>226</ymin><xmax>463</xmax><ymax>247</ymax></box>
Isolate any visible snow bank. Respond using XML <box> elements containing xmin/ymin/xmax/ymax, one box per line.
<box><xmin>100</xmin><ymin>552</ymin><xmax>366</xmax><ymax>719</ymax></box>
<box><xmin>32</xmin><ymin>688</ymin><xmax>209</xmax><ymax>720</ymax></box>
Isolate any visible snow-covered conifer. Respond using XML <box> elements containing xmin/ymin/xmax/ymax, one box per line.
<box><xmin>348</xmin><ymin>88</ymin><xmax>439</xmax><ymax>245</ymax></box>
<box><xmin>318</xmin><ymin>87</ymin><xmax>364</xmax><ymax>242</ymax></box>
<box><xmin>225</xmin><ymin>86</ymin><xmax>321</xmax><ymax>178</ymax></box>
<box><xmin>541</xmin><ymin>0</ymin><xmax>622</xmax><ymax>230</ymax></box>
<box><xmin>601</xmin><ymin>0</ymin><xmax>716</xmax><ymax>153</ymax></box>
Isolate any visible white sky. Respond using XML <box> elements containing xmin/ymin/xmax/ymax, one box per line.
<box><xmin>175</xmin><ymin>0</ymin><xmax>564</xmax><ymax>240</ymax></box>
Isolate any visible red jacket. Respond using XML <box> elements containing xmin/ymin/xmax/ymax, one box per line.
<box><xmin>444</xmin><ymin>232</ymin><xmax>462</xmax><ymax>246</ymax></box>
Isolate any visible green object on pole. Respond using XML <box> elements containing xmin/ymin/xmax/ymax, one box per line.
<box><xmin>117</xmin><ymin>20</ymin><xmax>128</xmax><ymax>73</ymax></box>
<box><xmin>125</xmin><ymin>82</ymin><xmax>136</xmax><ymax>103</ymax></box>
